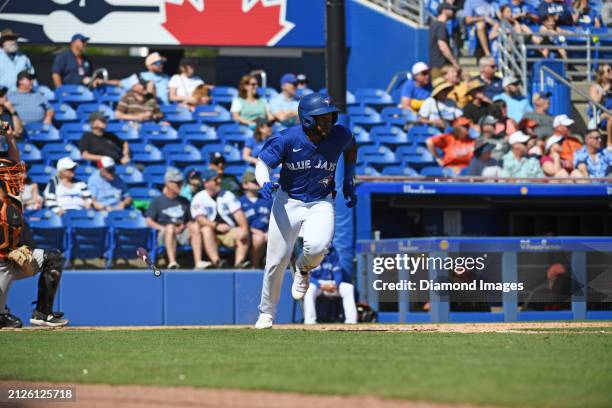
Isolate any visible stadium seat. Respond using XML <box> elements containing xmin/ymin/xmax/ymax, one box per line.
<box><xmin>106</xmin><ymin>121</ymin><xmax>140</xmax><ymax>142</ymax></box>
<box><xmin>296</xmin><ymin>87</ymin><xmax>314</xmax><ymax>97</ymax></box>
<box><xmin>130</xmin><ymin>143</ymin><xmax>164</xmax><ymax>165</ymax></box>
<box><xmin>357</xmin><ymin>145</ymin><xmax>399</xmax><ymax>169</ymax></box>
<box><xmin>201</xmin><ymin>143</ymin><xmax>242</xmax><ymax>164</ymax></box>
<box><xmin>62</xmin><ymin>210</ymin><xmax>108</xmax><ymax>264</ymax></box>
<box><xmin>115</xmin><ymin>165</ymin><xmax>145</xmax><ymax>186</ymax></box>
<box><xmin>318</xmin><ymin>88</ymin><xmax>357</xmax><ymax>105</ymax></box>
<box><xmin>369</xmin><ymin>125</ymin><xmax>410</xmax><ymax>147</ymax></box>
<box><xmin>129</xmin><ymin>186</ymin><xmax>161</xmax><ymax>202</ymax></box>
<box><xmin>352</xmin><ymin>126</ymin><xmax>374</xmax><ymax>146</ymax></box>
<box><xmin>60</xmin><ymin>122</ymin><xmax>91</xmax><ymax>143</ymax></box>
<box><xmin>93</xmin><ymin>84</ymin><xmax>125</xmax><ymax>106</ymax></box>
<box><xmin>54</xmin><ymin>84</ymin><xmax>95</xmax><ymax>106</ymax></box>
<box><xmin>28</xmin><ymin>164</ymin><xmax>55</xmax><ymax>188</ymax></box>
<box><xmin>140</xmin><ymin>122</ymin><xmax>179</xmax><ymax>146</ymax></box>
<box><xmin>142</xmin><ymin>165</ymin><xmax>171</xmax><ymax>188</ymax></box>
<box><xmin>25</xmin><ymin>123</ymin><xmax>61</xmax><ymax>146</ymax></box>
<box><xmin>216</xmin><ymin>123</ymin><xmax>253</xmax><ymax>146</ymax></box>
<box><xmin>75</xmin><ymin>103</ymin><xmax>115</xmax><ymax>122</ymax></box>
<box><xmin>420</xmin><ymin>166</ymin><xmax>455</xmax><ymax>177</ymax></box>
<box><xmin>177</xmin><ymin>123</ymin><xmax>218</xmax><ymax>147</ymax></box>
<box><xmin>257</xmin><ymin>87</ymin><xmax>278</xmax><ymax>100</ymax></box>
<box><xmin>41</xmin><ymin>143</ymin><xmax>81</xmax><ymax>166</ymax></box>
<box><xmin>105</xmin><ymin>210</ymin><xmax>154</xmax><ymax>267</ymax></box>
<box><xmin>381</xmin><ymin>165</ymin><xmax>419</xmax><ymax>176</ymax></box>
<box><xmin>355</xmin><ymin>164</ymin><xmax>380</xmax><ymax>176</ymax></box>
<box><xmin>354</xmin><ymin>88</ymin><xmax>394</xmax><ymax>109</ymax></box>
<box><xmin>211</xmin><ymin>86</ymin><xmax>238</xmax><ymax>106</ymax></box>
<box><xmin>347</xmin><ymin>105</ymin><xmax>382</xmax><ymax>130</ymax></box>
<box><xmin>224</xmin><ymin>164</ymin><xmax>253</xmax><ymax>177</ymax></box>
<box><xmin>192</xmin><ymin>104</ymin><xmax>232</xmax><ymax>125</ymax></box>
<box><xmin>165</xmin><ymin>109</ymin><xmax>195</xmax><ymax>128</ymax></box>
<box><xmin>36</xmin><ymin>85</ymin><xmax>56</xmax><ymax>102</ymax></box>
<box><xmin>381</xmin><ymin>106</ymin><xmax>417</xmax><ymax>126</ymax></box>
<box><xmin>18</xmin><ymin>143</ymin><xmax>43</xmax><ymax>164</ymax></box>
<box><xmin>75</xmin><ymin>164</ymin><xmax>96</xmax><ymax>181</ymax></box>
<box><xmin>395</xmin><ymin>145</ymin><xmax>434</xmax><ymax>162</ymax></box>
<box><xmin>408</xmin><ymin>125</ymin><xmax>439</xmax><ymax>144</ymax></box>
<box><xmin>26</xmin><ymin>209</ymin><xmax>65</xmax><ymax>251</ymax></box>
<box><xmin>51</xmin><ymin>102</ymin><xmax>78</xmax><ymax>124</ymax></box>
<box><xmin>161</xmin><ymin>143</ymin><xmax>203</xmax><ymax>167</ymax></box>
<box><xmin>403</xmin><ymin>154</ymin><xmax>437</xmax><ymax>171</ymax></box>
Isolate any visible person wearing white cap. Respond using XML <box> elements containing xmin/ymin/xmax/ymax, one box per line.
<box><xmin>87</xmin><ymin>156</ymin><xmax>132</xmax><ymax>211</ymax></box>
<box><xmin>400</xmin><ymin>62</ymin><xmax>432</xmax><ymax>112</ymax></box>
<box><xmin>500</xmin><ymin>131</ymin><xmax>544</xmax><ymax>178</ymax></box>
<box><xmin>43</xmin><ymin>157</ymin><xmax>93</xmax><ymax>216</ymax></box>
<box><xmin>121</xmin><ymin>52</ymin><xmax>169</xmax><ymax>104</ymax></box>
<box><xmin>492</xmin><ymin>76</ymin><xmax>532</xmax><ymax>123</ymax></box>
<box><xmin>550</xmin><ymin>114</ymin><xmax>583</xmax><ymax>170</ymax></box>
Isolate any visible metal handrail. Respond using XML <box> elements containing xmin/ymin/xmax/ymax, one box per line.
<box><xmin>357</xmin><ymin>175</ymin><xmax>612</xmax><ymax>183</ymax></box>
<box><xmin>386</xmin><ymin>70</ymin><xmax>411</xmax><ymax>95</ymax></box>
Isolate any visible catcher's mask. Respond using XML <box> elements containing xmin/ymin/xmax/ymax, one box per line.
<box><xmin>0</xmin><ymin>159</ymin><xmax>26</xmax><ymax>196</ymax></box>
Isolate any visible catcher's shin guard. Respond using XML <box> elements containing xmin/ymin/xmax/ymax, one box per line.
<box><xmin>35</xmin><ymin>249</ymin><xmax>63</xmax><ymax>315</ymax></box>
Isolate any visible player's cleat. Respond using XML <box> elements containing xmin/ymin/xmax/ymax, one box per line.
<box><xmin>255</xmin><ymin>313</ymin><xmax>273</xmax><ymax>329</ymax></box>
<box><xmin>194</xmin><ymin>261</ymin><xmax>212</xmax><ymax>270</ymax></box>
<box><xmin>30</xmin><ymin>310</ymin><xmax>69</xmax><ymax>327</ymax></box>
<box><xmin>0</xmin><ymin>312</ymin><xmax>22</xmax><ymax>328</ymax></box>
<box><xmin>291</xmin><ymin>262</ymin><xmax>310</xmax><ymax>300</ymax></box>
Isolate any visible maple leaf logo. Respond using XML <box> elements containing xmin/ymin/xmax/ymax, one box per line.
<box><xmin>162</xmin><ymin>0</ymin><xmax>295</xmax><ymax>46</ymax></box>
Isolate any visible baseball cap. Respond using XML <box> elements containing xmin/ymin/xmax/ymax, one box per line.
<box><xmin>145</xmin><ymin>52</ymin><xmax>166</xmax><ymax>66</ymax></box>
<box><xmin>478</xmin><ymin>115</ymin><xmax>497</xmax><ymax>126</ymax></box>
<box><xmin>71</xmin><ymin>33</ymin><xmax>90</xmax><ymax>43</ymax></box>
<box><xmin>97</xmin><ymin>156</ymin><xmax>116</xmax><ymax>170</ymax></box>
<box><xmin>164</xmin><ymin>167</ymin><xmax>184</xmax><ymax>184</ymax></box>
<box><xmin>502</xmin><ymin>76</ymin><xmax>520</xmax><ymax>88</ymax></box>
<box><xmin>56</xmin><ymin>157</ymin><xmax>78</xmax><ymax>172</ymax></box>
<box><xmin>532</xmin><ymin>91</ymin><xmax>552</xmax><ymax>104</ymax></box>
<box><xmin>201</xmin><ymin>168</ymin><xmax>218</xmax><ymax>182</ymax></box>
<box><xmin>187</xmin><ymin>169</ymin><xmax>201</xmax><ymax>180</ymax></box>
<box><xmin>296</xmin><ymin>74</ymin><xmax>308</xmax><ymax>82</ymax></box>
<box><xmin>242</xmin><ymin>171</ymin><xmax>257</xmax><ymax>184</ymax></box>
<box><xmin>88</xmin><ymin>111</ymin><xmax>107</xmax><ymax>123</ymax></box>
<box><xmin>210</xmin><ymin>152</ymin><xmax>226</xmax><ymax>165</ymax></box>
<box><xmin>545</xmin><ymin>134</ymin><xmax>564</xmax><ymax>152</ymax></box>
<box><xmin>508</xmin><ymin>131</ymin><xmax>531</xmax><ymax>145</ymax></box>
<box><xmin>553</xmin><ymin>114</ymin><xmax>574</xmax><ymax>128</ymax></box>
<box><xmin>411</xmin><ymin>61</ymin><xmax>429</xmax><ymax>75</ymax></box>
<box><xmin>280</xmin><ymin>73</ymin><xmax>297</xmax><ymax>86</ymax></box>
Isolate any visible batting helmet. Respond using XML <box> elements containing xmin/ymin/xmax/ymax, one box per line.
<box><xmin>298</xmin><ymin>92</ymin><xmax>340</xmax><ymax>130</ymax></box>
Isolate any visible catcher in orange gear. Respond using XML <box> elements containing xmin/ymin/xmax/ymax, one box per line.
<box><xmin>0</xmin><ymin>121</ymin><xmax>68</xmax><ymax>328</ymax></box>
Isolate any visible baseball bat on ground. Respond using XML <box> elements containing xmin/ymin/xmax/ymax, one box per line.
<box><xmin>137</xmin><ymin>247</ymin><xmax>162</xmax><ymax>277</ymax></box>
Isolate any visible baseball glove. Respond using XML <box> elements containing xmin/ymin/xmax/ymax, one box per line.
<box><xmin>8</xmin><ymin>246</ymin><xmax>38</xmax><ymax>276</ymax></box>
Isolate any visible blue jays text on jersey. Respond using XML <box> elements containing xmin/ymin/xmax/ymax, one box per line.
<box><xmin>258</xmin><ymin>124</ymin><xmax>355</xmax><ymax>203</ymax></box>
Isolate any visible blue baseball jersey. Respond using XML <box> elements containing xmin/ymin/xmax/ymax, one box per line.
<box><xmin>310</xmin><ymin>248</ymin><xmax>348</xmax><ymax>287</ymax></box>
<box><xmin>239</xmin><ymin>195</ymin><xmax>273</xmax><ymax>232</ymax></box>
<box><xmin>258</xmin><ymin>124</ymin><xmax>355</xmax><ymax>202</ymax></box>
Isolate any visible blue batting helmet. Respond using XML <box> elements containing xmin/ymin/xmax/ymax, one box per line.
<box><xmin>298</xmin><ymin>92</ymin><xmax>340</xmax><ymax>130</ymax></box>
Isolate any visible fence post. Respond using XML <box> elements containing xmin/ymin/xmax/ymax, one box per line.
<box><xmin>571</xmin><ymin>251</ymin><xmax>587</xmax><ymax>321</ymax></box>
<box><xmin>520</xmin><ymin>35</ymin><xmax>528</xmax><ymax>95</ymax></box>
<box><xmin>502</xmin><ymin>251</ymin><xmax>518</xmax><ymax>322</ymax></box>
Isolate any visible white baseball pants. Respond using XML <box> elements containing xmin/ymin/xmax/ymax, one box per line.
<box><xmin>258</xmin><ymin>190</ymin><xmax>335</xmax><ymax>317</ymax></box>
<box><xmin>303</xmin><ymin>281</ymin><xmax>358</xmax><ymax>324</ymax></box>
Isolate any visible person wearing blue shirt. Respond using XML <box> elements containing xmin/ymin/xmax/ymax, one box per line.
<box><xmin>270</xmin><ymin>73</ymin><xmax>299</xmax><ymax>127</ymax></box>
<box><xmin>493</xmin><ymin>76</ymin><xmax>532</xmax><ymax>123</ymax></box>
<box><xmin>538</xmin><ymin>0</ymin><xmax>573</xmax><ymax>25</ymax></box>
<box><xmin>472</xmin><ymin>56</ymin><xmax>504</xmax><ymax>100</ymax></box>
<box><xmin>253</xmin><ymin>92</ymin><xmax>357</xmax><ymax>329</ymax></box>
<box><xmin>87</xmin><ymin>156</ymin><xmax>132</xmax><ymax>211</ymax></box>
<box><xmin>52</xmin><ymin>34</ymin><xmax>94</xmax><ymax>88</ymax></box>
<box><xmin>505</xmin><ymin>0</ymin><xmax>538</xmax><ymax>24</ymax></box>
<box><xmin>239</xmin><ymin>171</ymin><xmax>273</xmax><ymax>268</ymax></box>
<box><xmin>0</xmin><ymin>28</ymin><xmax>35</xmax><ymax>92</ymax></box>
<box><xmin>401</xmin><ymin>62</ymin><xmax>432</xmax><ymax>112</ymax></box>
<box><xmin>572</xmin><ymin>0</ymin><xmax>601</xmax><ymax>29</ymax></box>
<box><xmin>8</xmin><ymin>71</ymin><xmax>54</xmax><ymax>125</ymax></box>
<box><xmin>303</xmin><ymin>246</ymin><xmax>357</xmax><ymax>324</ymax></box>
<box><xmin>573</xmin><ymin>129</ymin><xmax>612</xmax><ymax>178</ymax></box>
<box><xmin>243</xmin><ymin>118</ymin><xmax>274</xmax><ymax>165</ymax></box>
<box><xmin>464</xmin><ymin>0</ymin><xmax>500</xmax><ymax>57</ymax></box>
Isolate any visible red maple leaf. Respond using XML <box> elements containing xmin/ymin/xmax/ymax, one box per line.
<box><xmin>163</xmin><ymin>0</ymin><xmax>292</xmax><ymax>46</ymax></box>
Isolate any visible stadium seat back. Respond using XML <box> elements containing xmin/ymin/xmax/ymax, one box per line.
<box><xmin>25</xmin><ymin>123</ymin><xmax>61</xmax><ymax>145</ymax></box>
<box><xmin>178</xmin><ymin>123</ymin><xmax>218</xmax><ymax>146</ymax></box>
<box><xmin>40</xmin><ymin>143</ymin><xmax>81</xmax><ymax>165</ymax></box>
<box><xmin>26</xmin><ymin>209</ymin><xmax>65</xmax><ymax>250</ymax></box>
<box><xmin>106</xmin><ymin>121</ymin><xmax>140</xmax><ymax>142</ymax></box>
<box><xmin>60</xmin><ymin>122</ymin><xmax>91</xmax><ymax>143</ymax></box>
<box><xmin>62</xmin><ymin>209</ymin><xmax>108</xmax><ymax>262</ymax></box>
<box><xmin>381</xmin><ymin>106</ymin><xmax>417</xmax><ymax>126</ymax></box>
<box><xmin>54</xmin><ymin>84</ymin><xmax>95</xmax><ymax>105</ymax></box>
<box><xmin>115</xmin><ymin>165</ymin><xmax>145</xmax><ymax>186</ymax></box>
<box><xmin>193</xmin><ymin>104</ymin><xmax>232</xmax><ymax>124</ymax></box>
<box><xmin>19</xmin><ymin>143</ymin><xmax>43</xmax><ymax>164</ymax></box>
<box><xmin>162</xmin><ymin>143</ymin><xmax>203</xmax><ymax>167</ymax></box>
<box><xmin>75</xmin><ymin>103</ymin><xmax>114</xmax><ymax>121</ymax></box>
<box><xmin>381</xmin><ymin>165</ymin><xmax>419</xmax><ymax>176</ymax></box>
<box><xmin>50</xmin><ymin>102</ymin><xmax>78</xmax><ymax>123</ymax></box>
<box><xmin>130</xmin><ymin>143</ymin><xmax>164</xmax><ymax>165</ymax></box>
<box><xmin>142</xmin><ymin>165</ymin><xmax>171</xmax><ymax>188</ymax></box>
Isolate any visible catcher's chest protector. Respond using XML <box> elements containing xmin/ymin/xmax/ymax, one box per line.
<box><xmin>0</xmin><ymin>196</ymin><xmax>23</xmax><ymax>257</ymax></box>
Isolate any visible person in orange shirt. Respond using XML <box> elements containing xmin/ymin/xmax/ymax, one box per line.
<box><xmin>426</xmin><ymin>117</ymin><xmax>476</xmax><ymax>174</ymax></box>
<box><xmin>553</xmin><ymin>114</ymin><xmax>583</xmax><ymax>170</ymax></box>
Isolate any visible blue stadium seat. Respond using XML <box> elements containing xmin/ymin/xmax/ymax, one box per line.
<box><xmin>211</xmin><ymin>86</ymin><xmax>238</xmax><ymax>106</ymax></box>
<box><xmin>75</xmin><ymin>103</ymin><xmax>115</xmax><ymax>122</ymax></box>
<box><xmin>93</xmin><ymin>84</ymin><xmax>125</xmax><ymax>106</ymax></box>
<box><xmin>369</xmin><ymin>125</ymin><xmax>409</xmax><ymax>147</ymax></box>
<box><xmin>142</xmin><ymin>165</ymin><xmax>171</xmax><ymax>188</ymax></box>
<box><xmin>106</xmin><ymin>210</ymin><xmax>154</xmax><ymax>267</ymax></box>
<box><xmin>177</xmin><ymin>123</ymin><xmax>218</xmax><ymax>147</ymax></box>
<box><xmin>200</xmin><ymin>143</ymin><xmax>242</xmax><ymax>164</ymax></box>
<box><xmin>408</xmin><ymin>125</ymin><xmax>439</xmax><ymax>144</ymax></box>
<box><xmin>192</xmin><ymin>104</ymin><xmax>232</xmax><ymax>125</ymax></box>
<box><xmin>395</xmin><ymin>145</ymin><xmax>434</xmax><ymax>163</ymax></box>
<box><xmin>140</xmin><ymin>122</ymin><xmax>179</xmax><ymax>146</ymax></box>
<box><xmin>216</xmin><ymin>123</ymin><xmax>253</xmax><ymax>146</ymax></box>
<box><xmin>130</xmin><ymin>143</ymin><xmax>164</xmax><ymax>165</ymax></box>
<box><xmin>354</xmin><ymin>88</ymin><xmax>394</xmax><ymax>109</ymax></box>
<box><xmin>36</xmin><ymin>85</ymin><xmax>56</xmax><ymax>103</ymax></box>
<box><xmin>257</xmin><ymin>87</ymin><xmax>278</xmax><ymax>100</ymax></box>
<box><xmin>318</xmin><ymin>88</ymin><xmax>357</xmax><ymax>105</ymax></box>
<box><xmin>54</xmin><ymin>85</ymin><xmax>95</xmax><ymax>106</ymax></box>
<box><xmin>381</xmin><ymin>165</ymin><xmax>419</xmax><ymax>176</ymax></box>
<box><xmin>18</xmin><ymin>143</ymin><xmax>43</xmax><ymax>164</ymax></box>
<box><xmin>161</xmin><ymin>143</ymin><xmax>203</xmax><ymax>167</ymax></box>
<box><xmin>348</xmin><ymin>105</ymin><xmax>382</xmax><ymax>130</ymax></box>
<box><xmin>355</xmin><ymin>164</ymin><xmax>381</xmax><ymax>176</ymax></box>
<box><xmin>51</xmin><ymin>102</ymin><xmax>78</xmax><ymax>124</ymax></box>
<box><xmin>224</xmin><ymin>164</ymin><xmax>253</xmax><ymax>178</ymax></box>
<box><xmin>106</xmin><ymin>121</ymin><xmax>140</xmax><ymax>142</ymax></box>
<box><xmin>62</xmin><ymin>210</ymin><xmax>108</xmax><ymax>264</ymax></box>
<box><xmin>26</xmin><ymin>209</ymin><xmax>65</xmax><ymax>251</ymax></box>
<box><xmin>352</xmin><ymin>126</ymin><xmax>374</xmax><ymax>146</ymax></box>
<box><xmin>165</xmin><ymin>109</ymin><xmax>195</xmax><ymax>127</ymax></box>
<box><xmin>60</xmin><ymin>122</ymin><xmax>91</xmax><ymax>143</ymax></box>
<box><xmin>41</xmin><ymin>143</ymin><xmax>81</xmax><ymax>166</ymax></box>
<box><xmin>25</xmin><ymin>123</ymin><xmax>61</xmax><ymax>146</ymax></box>
<box><xmin>129</xmin><ymin>187</ymin><xmax>161</xmax><ymax>202</ymax></box>
<box><xmin>420</xmin><ymin>166</ymin><xmax>455</xmax><ymax>177</ymax></box>
<box><xmin>381</xmin><ymin>106</ymin><xmax>417</xmax><ymax>126</ymax></box>
<box><xmin>357</xmin><ymin>145</ymin><xmax>399</xmax><ymax>169</ymax></box>
<box><xmin>75</xmin><ymin>164</ymin><xmax>96</xmax><ymax>181</ymax></box>
<box><xmin>296</xmin><ymin>87</ymin><xmax>314</xmax><ymax>97</ymax></box>
<box><xmin>28</xmin><ymin>164</ymin><xmax>55</xmax><ymax>188</ymax></box>
<box><xmin>403</xmin><ymin>155</ymin><xmax>437</xmax><ymax>171</ymax></box>
<box><xmin>115</xmin><ymin>165</ymin><xmax>145</xmax><ymax>186</ymax></box>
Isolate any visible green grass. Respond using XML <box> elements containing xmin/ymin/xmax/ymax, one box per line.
<box><xmin>0</xmin><ymin>329</ymin><xmax>611</xmax><ymax>407</ymax></box>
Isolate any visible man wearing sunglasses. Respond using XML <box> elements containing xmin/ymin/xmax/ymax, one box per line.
<box><xmin>573</xmin><ymin>129</ymin><xmax>612</xmax><ymax>178</ymax></box>
<box><xmin>121</xmin><ymin>52</ymin><xmax>169</xmax><ymax>104</ymax></box>
<box><xmin>473</xmin><ymin>56</ymin><xmax>503</xmax><ymax>100</ymax></box>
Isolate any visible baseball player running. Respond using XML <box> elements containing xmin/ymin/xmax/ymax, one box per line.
<box><xmin>254</xmin><ymin>93</ymin><xmax>357</xmax><ymax>329</ymax></box>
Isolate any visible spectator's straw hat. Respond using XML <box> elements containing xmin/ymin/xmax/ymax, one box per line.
<box><xmin>508</xmin><ymin>131</ymin><xmax>530</xmax><ymax>145</ymax></box>
<box><xmin>545</xmin><ymin>135</ymin><xmax>564</xmax><ymax>152</ymax></box>
<box><xmin>553</xmin><ymin>114</ymin><xmax>574</xmax><ymax>128</ymax></box>
<box><xmin>411</xmin><ymin>62</ymin><xmax>429</xmax><ymax>76</ymax></box>
<box><xmin>466</xmin><ymin>80</ymin><xmax>485</xmax><ymax>95</ymax></box>
<box><xmin>431</xmin><ymin>77</ymin><xmax>453</xmax><ymax>97</ymax></box>
<box><xmin>0</xmin><ymin>28</ymin><xmax>19</xmax><ymax>44</ymax></box>
<box><xmin>145</xmin><ymin>52</ymin><xmax>166</xmax><ymax>66</ymax></box>
<box><xmin>56</xmin><ymin>157</ymin><xmax>78</xmax><ymax>172</ymax></box>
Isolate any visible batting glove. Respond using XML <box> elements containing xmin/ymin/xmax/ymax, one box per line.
<box><xmin>260</xmin><ymin>182</ymin><xmax>280</xmax><ymax>199</ymax></box>
<box><xmin>343</xmin><ymin>163</ymin><xmax>357</xmax><ymax>208</ymax></box>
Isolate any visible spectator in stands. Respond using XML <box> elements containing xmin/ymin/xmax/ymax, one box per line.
<box><xmin>478</xmin><ymin>115</ymin><xmax>508</xmax><ymax>161</ymax></box>
<box><xmin>22</xmin><ymin>176</ymin><xmax>43</xmax><ymax>211</ymax></box>
<box><xmin>538</xmin><ymin>0</ymin><xmax>573</xmax><ymax>26</ymax></box>
<box><xmin>465</xmin><ymin>138</ymin><xmax>501</xmax><ymax>177</ymax></box>
<box><xmin>209</xmin><ymin>152</ymin><xmax>242</xmax><ymax>196</ymax></box>
<box><xmin>186</xmin><ymin>84</ymin><xmax>211</xmax><ymax>112</ymax></box>
<box><xmin>588</xmin><ymin>65</ymin><xmax>611</xmax><ymax>127</ymax></box>
<box><xmin>523</xmin><ymin>264</ymin><xmax>571</xmax><ymax>311</ymax></box>
<box><xmin>604</xmin><ymin>1</ymin><xmax>612</xmax><ymax>27</ymax></box>
<box><xmin>426</xmin><ymin>117</ymin><xmax>476</xmax><ymax>174</ymax></box>
<box><xmin>490</xmin><ymin>4</ymin><xmax>534</xmax><ymax>39</ymax></box>
<box><xmin>239</xmin><ymin>171</ymin><xmax>272</xmax><ymax>268</ymax></box>
<box><xmin>464</xmin><ymin>0</ymin><xmax>499</xmax><ymax>57</ymax></box>
<box><xmin>463</xmin><ymin>80</ymin><xmax>491</xmax><ymax>124</ymax></box>
<box><xmin>418</xmin><ymin>78</ymin><xmax>463</xmax><ymax>130</ymax></box>
<box><xmin>8</xmin><ymin>71</ymin><xmax>54</xmax><ymax>126</ymax></box>
<box><xmin>500</xmin><ymin>131</ymin><xmax>544</xmax><ymax>178</ymax></box>
<box><xmin>573</xmin><ymin>129</ymin><xmax>612</xmax><ymax>178</ymax></box>
<box><xmin>115</xmin><ymin>74</ymin><xmax>163</xmax><ymax>122</ymax></box>
<box><xmin>538</xmin><ymin>14</ymin><xmax>571</xmax><ymax>60</ymax></box>
<box><xmin>488</xmin><ymin>99</ymin><xmax>519</xmax><ymax>139</ymax></box>
<box><xmin>493</xmin><ymin>76</ymin><xmax>532</xmax><ymax>123</ymax></box>
<box><xmin>474</xmin><ymin>57</ymin><xmax>503</xmax><ymax>100</ymax></box>
<box><xmin>541</xmin><ymin>134</ymin><xmax>575</xmax><ymax>178</ymax></box>
<box><xmin>400</xmin><ymin>62</ymin><xmax>432</xmax><ymax>112</ymax></box>
<box><xmin>0</xmin><ymin>86</ymin><xmax>23</xmax><ymax>139</ymax></box>
<box><xmin>572</xmin><ymin>0</ymin><xmax>601</xmax><ymax>28</ymax></box>
<box><xmin>52</xmin><ymin>33</ymin><xmax>96</xmax><ymax>88</ymax></box>
<box><xmin>243</xmin><ymin>118</ymin><xmax>274</xmax><ymax>165</ymax></box>
<box><xmin>554</xmin><ymin>114</ymin><xmax>583</xmax><ymax>170</ymax></box>
<box><xmin>0</xmin><ymin>28</ymin><xmax>35</xmax><ymax>92</ymax></box>
<box><xmin>231</xmin><ymin>75</ymin><xmax>274</xmax><ymax>128</ymax></box>
<box><xmin>304</xmin><ymin>246</ymin><xmax>357</xmax><ymax>325</ymax></box>
<box><xmin>507</xmin><ymin>0</ymin><xmax>539</xmax><ymax>24</ymax></box>
<box><xmin>79</xmin><ymin>112</ymin><xmax>130</xmax><ymax>164</ymax></box>
<box><xmin>442</xmin><ymin>65</ymin><xmax>469</xmax><ymax>109</ymax></box>
<box><xmin>270</xmin><ymin>73</ymin><xmax>299</xmax><ymax>126</ymax></box>
<box><xmin>145</xmin><ymin>168</ymin><xmax>194</xmax><ymax>269</ymax></box>
<box><xmin>523</xmin><ymin>91</ymin><xmax>554</xmax><ymax>139</ymax></box>
<box><xmin>429</xmin><ymin>3</ymin><xmax>460</xmax><ymax>79</ymax></box>
<box><xmin>122</xmin><ymin>52</ymin><xmax>169</xmax><ymax>105</ymax></box>
<box><xmin>190</xmin><ymin>169</ymin><xmax>251</xmax><ymax>269</ymax></box>
<box><xmin>88</xmin><ymin>156</ymin><xmax>132</xmax><ymax>211</ymax></box>
<box><xmin>43</xmin><ymin>157</ymin><xmax>93</xmax><ymax>216</ymax></box>
<box><xmin>180</xmin><ymin>169</ymin><xmax>203</xmax><ymax>201</ymax></box>
<box><xmin>295</xmin><ymin>74</ymin><xmax>312</xmax><ymax>95</ymax></box>
<box><xmin>518</xmin><ymin>119</ymin><xmax>543</xmax><ymax>156</ymax></box>
<box><xmin>168</xmin><ymin>58</ymin><xmax>204</xmax><ymax>105</ymax></box>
